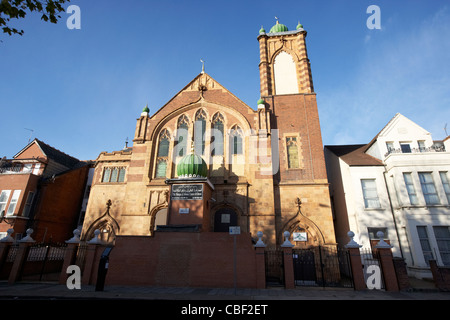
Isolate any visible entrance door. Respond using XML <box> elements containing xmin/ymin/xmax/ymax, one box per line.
<box><xmin>293</xmin><ymin>249</ymin><xmax>317</xmax><ymax>286</ymax></box>
<box><xmin>214</xmin><ymin>208</ymin><xmax>237</xmax><ymax>232</ymax></box>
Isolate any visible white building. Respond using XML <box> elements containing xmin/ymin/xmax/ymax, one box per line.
<box><xmin>325</xmin><ymin>113</ymin><xmax>450</xmax><ymax>279</ymax></box>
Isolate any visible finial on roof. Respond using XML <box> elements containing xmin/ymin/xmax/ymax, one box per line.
<box><xmin>200</xmin><ymin>59</ymin><xmax>205</xmax><ymax>74</ymax></box>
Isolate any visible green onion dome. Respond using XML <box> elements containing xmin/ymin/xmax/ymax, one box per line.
<box><xmin>177</xmin><ymin>152</ymin><xmax>208</xmax><ymax>178</ymax></box>
<box><xmin>296</xmin><ymin>22</ymin><xmax>303</xmax><ymax>30</ymax></box>
<box><xmin>269</xmin><ymin>21</ymin><xmax>288</xmax><ymax>33</ymax></box>
<box><xmin>259</xmin><ymin>26</ymin><xmax>266</xmax><ymax>34</ymax></box>
<box><xmin>257</xmin><ymin>98</ymin><xmax>265</xmax><ymax>105</ymax></box>
<box><xmin>142</xmin><ymin>104</ymin><xmax>149</xmax><ymax>113</ymax></box>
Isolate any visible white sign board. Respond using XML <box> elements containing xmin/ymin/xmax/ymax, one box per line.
<box><xmin>293</xmin><ymin>232</ymin><xmax>307</xmax><ymax>242</ymax></box>
<box><xmin>229</xmin><ymin>226</ymin><xmax>241</xmax><ymax>235</ymax></box>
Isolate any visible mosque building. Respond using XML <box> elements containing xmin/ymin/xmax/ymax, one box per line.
<box><xmin>80</xmin><ymin>20</ymin><xmax>337</xmax><ymax>250</ymax></box>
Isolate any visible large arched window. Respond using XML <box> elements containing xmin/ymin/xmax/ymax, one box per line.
<box><xmin>175</xmin><ymin>115</ymin><xmax>189</xmax><ymax>157</ymax></box>
<box><xmin>211</xmin><ymin>112</ymin><xmax>224</xmax><ymax>156</ymax></box>
<box><xmin>286</xmin><ymin>137</ymin><xmax>300</xmax><ymax>169</ymax></box>
<box><xmin>155</xmin><ymin>129</ymin><xmax>170</xmax><ymax>178</ymax></box>
<box><xmin>194</xmin><ymin>109</ymin><xmax>207</xmax><ymax>155</ymax></box>
<box><xmin>274</xmin><ymin>51</ymin><xmax>299</xmax><ymax>95</ymax></box>
<box><xmin>229</xmin><ymin>125</ymin><xmax>243</xmax><ymax>155</ymax></box>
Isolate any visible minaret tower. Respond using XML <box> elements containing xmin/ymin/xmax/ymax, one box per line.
<box><xmin>257</xmin><ymin>20</ymin><xmax>336</xmax><ymax>247</ymax></box>
<box><xmin>258</xmin><ymin>21</ymin><xmax>314</xmax><ymax>96</ymax></box>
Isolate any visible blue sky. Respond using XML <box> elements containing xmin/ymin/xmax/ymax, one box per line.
<box><xmin>1</xmin><ymin>0</ymin><xmax>449</xmax><ymax>161</ymax></box>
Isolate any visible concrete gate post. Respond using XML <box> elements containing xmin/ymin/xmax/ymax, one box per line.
<box><xmin>82</xmin><ymin>230</ymin><xmax>106</xmax><ymax>286</ymax></box>
<box><xmin>8</xmin><ymin>229</ymin><xmax>35</xmax><ymax>285</ymax></box>
<box><xmin>254</xmin><ymin>231</ymin><xmax>267</xmax><ymax>289</ymax></box>
<box><xmin>59</xmin><ymin>229</ymin><xmax>81</xmax><ymax>285</ymax></box>
<box><xmin>345</xmin><ymin>231</ymin><xmax>366</xmax><ymax>291</ymax></box>
<box><xmin>281</xmin><ymin>231</ymin><xmax>295</xmax><ymax>289</ymax></box>
<box><xmin>375</xmin><ymin>231</ymin><xmax>399</xmax><ymax>292</ymax></box>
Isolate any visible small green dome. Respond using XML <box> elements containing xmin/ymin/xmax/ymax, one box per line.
<box><xmin>142</xmin><ymin>105</ymin><xmax>149</xmax><ymax>113</ymax></box>
<box><xmin>269</xmin><ymin>21</ymin><xmax>288</xmax><ymax>33</ymax></box>
<box><xmin>257</xmin><ymin>98</ymin><xmax>265</xmax><ymax>105</ymax></box>
<box><xmin>296</xmin><ymin>22</ymin><xmax>303</xmax><ymax>30</ymax></box>
<box><xmin>177</xmin><ymin>153</ymin><xmax>208</xmax><ymax>178</ymax></box>
<box><xmin>259</xmin><ymin>26</ymin><xmax>266</xmax><ymax>34</ymax></box>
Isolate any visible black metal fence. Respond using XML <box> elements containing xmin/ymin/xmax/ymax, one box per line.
<box><xmin>265</xmin><ymin>248</ymin><xmax>284</xmax><ymax>286</ymax></box>
<box><xmin>0</xmin><ymin>243</ymin><xmax>19</xmax><ymax>280</ymax></box>
<box><xmin>21</xmin><ymin>242</ymin><xmax>67</xmax><ymax>282</ymax></box>
<box><xmin>293</xmin><ymin>246</ymin><xmax>354</xmax><ymax>288</ymax></box>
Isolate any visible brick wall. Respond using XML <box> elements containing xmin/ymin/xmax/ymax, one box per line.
<box><xmin>32</xmin><ymin>166</ymin><xmax>89</xmax><ymax>242</ymax></box>
<box><xmin>429</xmin><ymin>260</ymin><xmax>450</xmax><ymax>291</ymax></box>
<box><xmin>105</xmin><ymin>232</ymin><xmax>260</xmax><ymax>288</ymax></box>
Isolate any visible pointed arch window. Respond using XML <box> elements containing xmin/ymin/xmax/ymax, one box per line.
<box><xmin>194</xmin><ymin>109</ymin><xmax>207</xmax><ymax>155</ymax></box>
<box><xmin>157</xmin><ymin>129</ymin><xmax>171</xmax><ymax>157</ymax></box>
<box><xmin>286</xmin><ymin>137</ymin><xmax>300</xmax><ymax>169</ymax></box>
<box><xmin>274</xmin><ymin>51</ymin><xmax>299</xmax><ymax>95</ymax></box>
<box><xmin>155</xmin><ymin>159</ymin><xmax>168</xmax><ymax>178</ymax></box>
<box><xmin>211</xmin><ymin>113</ymin><xmax>224</xmax><ymax>156</ymax></box>
<box><xmin>229</xmin><ymin>125</ymin><xmax>243</xmax><ymax>155</ymax></box>
<box><xmin>155</xmin><ymin>129</ymin><xmax>171</xmax><ymax>178</ymax></box>
<box><xmin>175</xmin><ymin>115</ymin><xmax>189</xmax><ymax>157</ymax></box>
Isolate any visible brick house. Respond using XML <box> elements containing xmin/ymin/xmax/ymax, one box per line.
<box><xmin>0</xmin><ymin>139</ymin><xmax>91</xmax><ymax>242</ymax></box>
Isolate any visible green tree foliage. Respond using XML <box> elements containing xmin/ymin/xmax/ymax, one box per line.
<box><xmin>0</xmin><ymin>0</ymin><xmax>70</xmax><ymax>36</ymax></box>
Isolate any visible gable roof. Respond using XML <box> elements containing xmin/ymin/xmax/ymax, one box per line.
<box><xmin>325</xmin><ymin>144</ymin><xmax>384</xmax><ymax>166</ymax></box>
<box><xmin>149</xmin><ymin>72</ymin><xmax>255</xmax><ymax>119</ymax></box>
<box><xmin>364</xmin><ymin>113</ymin><xmax>430</xmax><ymax>152</ymax></box>
<box><xmin>14</xmin><ymin>138</ymin><xmax>81</xmax><ymax>169</ymax></box>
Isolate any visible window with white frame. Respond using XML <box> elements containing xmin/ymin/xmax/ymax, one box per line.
<box><xmin>439</xmin><ymin>172</ymin><xmax>450</xmax><ymax>204</ymax></box>
<box><xmin>32</xmin><ymin>163</ymin><xmax>41</xmax><ymax>175</ymax></box>
<box><xmin>22</xmin><ymin>191</ymin><xmax>35</xmax><ymax>217</ymax></box>
<box><xmin>433</xmin><ymin>226</ymin><xmax>450</xmax><ymax>266</ymax></box>
<box><xmin>400</xmin><ymin>142</ymin><xmax>411</xmax><ymax>153</ymax></box>
<box><xmin>6</xmin><ymin>190</ymin><xmax>21</xmax><ymax>216</ymax></box>
<box><xmin>386</xmin><ymin>142</ymin><xmax>394</xmax><ymax>153</ymax></box>
<box><xmin>418</xmin><ymin>140</ymin><xmax>426</xmax><ymax>152</ymax></box>
<box><xmin>361</xmin><ymin>179</ymin><xmax>381</xmax><ymax>209</ymax></box>
<box><xmin>403</xmin><ymin>173</ymin><xmax>419</xmax><ymax>205</ymax></box>
<box><xmin>417</xmin><ymin>226</ymin><xmax>434</xmax><ymax>266</ymax></box>
<box><xmin>0</xmin><ymin>190</ymin><xmax>11</xmax><ymax>215</ymax></box>
<box><xmin>418</xmin><ymin>172</ymin><xmax>440</xmax><ymax>205</ymax></box>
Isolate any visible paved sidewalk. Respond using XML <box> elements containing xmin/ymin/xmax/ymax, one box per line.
<box><xmin>0</xmin><ymin>282</ymin><xmax>449</xmax><ymax>300</ymax></box>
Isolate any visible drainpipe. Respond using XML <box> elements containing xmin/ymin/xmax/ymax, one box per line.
<box><xmin>382</xmin><ymin>165</ymin><xmax>404</xmax><ymax>258</ymax></box>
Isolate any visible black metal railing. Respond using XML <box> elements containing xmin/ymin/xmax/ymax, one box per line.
<box><xmin>385</xmin><ymin>145</ymin><xmax>446</xmax><ymax>157</ymax></box>
<box><xmin>293</xmin><ymin>246</ymin><xmax>354</xmax><ymax>288</ymax></box>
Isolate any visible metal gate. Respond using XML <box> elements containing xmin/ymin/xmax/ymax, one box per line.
<box><xmin>0</xmin><ymin>243</ymin><xmax>19</xmax><ymax>280</ymax></box>
<box><xmin>293</xmin><ymin>246</ymin><xmax>354</xmax><ymax>288</ymax></box>
<box><xmin>21</xmin><ymin>242</ymin><xmax>67</xmax><ymax>282</ymax></box>
<box><xmin>361</xmin><ymin>248</ymin><xmax>385</xmax><ymax>289</ymax></box>
<box><xmin>265</xmin><ymin>248</ymin><xmax>284</xmax><ymax>286</ymax></box>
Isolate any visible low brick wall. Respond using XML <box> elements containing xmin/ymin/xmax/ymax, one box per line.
<box><xmin>429</xmin><ymin>260</ymin><xmax>450</xmax><ymax>291</ymax></box>
<box><xmin>393</xmin><ymin>257</ymin><xmax>411</xmax><ymax>291</ymax></box>
<box><xmin>105</xmin><ymin>232</ymin><xmax>260</xmax><ymax>288</ymax></box>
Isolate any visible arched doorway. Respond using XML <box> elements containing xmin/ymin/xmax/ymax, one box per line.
<box><xmin>149</xmin><ymin>205</ymin><xmax>168</xmax><ymax>235</ymax></box>
<box><xmin>214</xmin><ymin>207</ymin><xmax>237</xmax><ymax>232</ymax></box>
<box><xmin>153</xmin><ymin>208</ymin><xmax>168</xmax><ymax>231</ymax></box>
